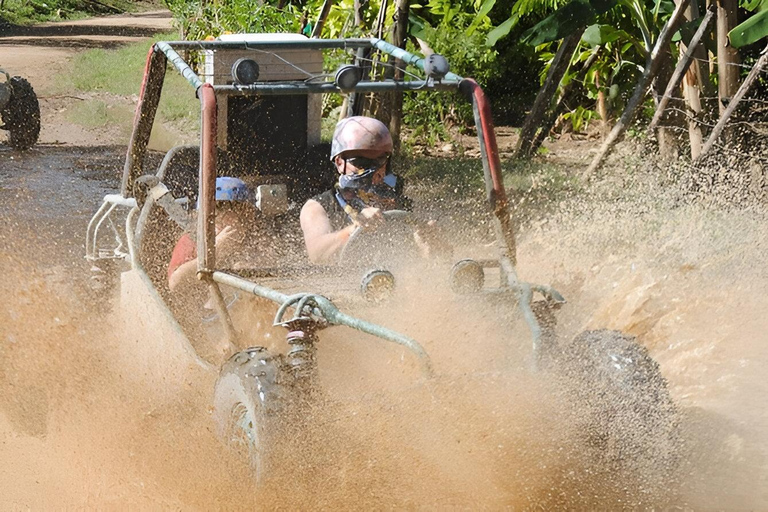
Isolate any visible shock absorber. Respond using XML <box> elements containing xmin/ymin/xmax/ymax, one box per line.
<box><xmin>283</xmin><ymin>318</ymin><xmax>320</xmax><ymax>390</ymax></box>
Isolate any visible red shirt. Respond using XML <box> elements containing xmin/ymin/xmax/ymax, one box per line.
<box><xmin>167</xmin><ymin>233</ymin><xmax>196</xmax><ymax>282</ymax></box>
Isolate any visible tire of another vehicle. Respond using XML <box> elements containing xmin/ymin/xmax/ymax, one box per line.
<box><xmin>2</xmin><ymin>77</ymin><xmax>41</xmax><ymax>150</ymax></box>
<box><xmin>557</xmin><ymin>329</ymin><xmax>680</xmax><ymax>496</ymax></box>
<box><xmin>213</xmin><ymin>346</ymin><xmax>284</xmax><ymax>483</ymax></box>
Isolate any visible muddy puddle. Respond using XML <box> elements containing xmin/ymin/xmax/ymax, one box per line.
<box><xmin>1</xmin><ymin>145</ymin><xmax>766</xmax><ymax>509</ymax></box>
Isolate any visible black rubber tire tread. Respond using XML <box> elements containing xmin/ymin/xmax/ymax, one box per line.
<box><xmin>213</xmin><ymin>347</ymin><xmax>284</xmax><ymax>483</ymax></box>
<box><xmin>2</xmin><ymin>77</ymin><xmax>41</xmax><ymax>150</ymax></box>
<box><xmin>558</xmin><ymin>329</ymin><xmax>680</xmax><ymax>496</ymax></box>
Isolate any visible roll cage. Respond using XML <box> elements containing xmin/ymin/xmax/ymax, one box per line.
<box><xmin>87</xmin><ymin>35</ymin><xmax>564</xmax><ymax>373</ymax></box>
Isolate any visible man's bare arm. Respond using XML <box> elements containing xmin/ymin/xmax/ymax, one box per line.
<box><xmin>300</xmin><ymin>199</ymin><xmax>356</xmax><ymax>264</ymax></box>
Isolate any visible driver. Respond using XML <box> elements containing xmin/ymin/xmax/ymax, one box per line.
<box><xmin>301</xmin><ymin>116</ymin><xmax>420</xmax><ymax>264</ymax></box>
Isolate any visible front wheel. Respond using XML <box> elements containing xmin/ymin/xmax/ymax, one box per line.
<box><xmin>557</xmin><ymin>330</ymin><xmax>680</xmax><ymax>500</ymax></box>
<box><xmin>213</xmin><ymin>347</ymin><xmax>284</xmax><ymax>483</ymax></box>
<box><xmin>2</xmin><ymin>77</ymin><xmax>40</xmax><ymax>150</ymax></box>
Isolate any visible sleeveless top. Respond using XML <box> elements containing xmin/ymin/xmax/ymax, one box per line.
<box><xmin>311</xmin><ymin>189</ymin><xmax>349</xmax><ymax>232</ymax></box>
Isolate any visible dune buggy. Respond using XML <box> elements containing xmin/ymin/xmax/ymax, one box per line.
<box><xmin>85</xmin><ymin>33</ymin><xmax>678</xmax><ymax>492</ymax></box>
<box><xmin>0</xmin><ymin>68</ymin><xmax>40</xmax><ymax>150</ymax></box>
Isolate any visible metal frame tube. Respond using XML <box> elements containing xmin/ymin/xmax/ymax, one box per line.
<box><xmin>154</xmin><ymin>41</ymin><xmax>204</xmax><ymax>90</ymax></box>
<box><xmin>198</xmin><ymin>83</ymin><xmax>217</xmax><ymax>273</ymax></box>
<box><xmin>211</xmin><ymin>80</ymin><xmax>459</xmax><ymax>95</ymax></box>
<box><xmin>463</xmin><ymin>79</ymin><xmax>518</xmax><ymax>271</ymax></box>
<box><xmin>121</xmin><ymin>46</ymin><xmax>167</xmax><ymax>197</ymax></box>
<box><xmin>197</xmin><ymin>83</ymin><xmax>239</xmax><ymax>345</ymax></box>
<box><xmin>212</xmin><ymin>271</ymin><xmax>433</xmax><ymax>377</ymax></box>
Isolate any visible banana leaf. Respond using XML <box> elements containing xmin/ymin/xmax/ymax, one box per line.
<box><xmin>729</xmin><ymin>9</ymin><xmax>768</xmax><ymax>48</ymax></box>
<box><xmin>521</xmin><ymin>0</ymin><xmax>617</xmax><ymax>46</ymax></box>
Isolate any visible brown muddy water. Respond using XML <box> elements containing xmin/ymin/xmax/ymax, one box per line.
<box><xmin>1</xmin><ymin>145</ymin><xmax>766</xmax><ymax>509</ymax></box>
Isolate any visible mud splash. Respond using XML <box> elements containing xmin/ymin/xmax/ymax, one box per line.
<box><xmin>1</xmin><ymin>145</ymin><xmax>766</xmax><ymax>509</ymax></box>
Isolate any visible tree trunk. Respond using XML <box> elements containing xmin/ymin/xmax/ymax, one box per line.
<box><xmin>531</xmin><ymin>48</ymin><xmax>602</xmax><ymax>153</ymax></box>
<box><xmin>717</xmin><ymin>0</ymin><xmax>740</xmax><ymax>113</ymax></box>
<box><xmin>310</xmin><ymin>0</ymin><xmax>334</xmax><ymax>38</ymax></box>
<box><xmin>697</xmin><ymin>41</ymin><xmax>768</xmax><ymax>161</ymax></box>
<box><xmin>585</xmin><ymin>0</ymin><xmax>690</xmax><ymax>176</ymax></box>
<box><xmin>648</xmin><ymin>2</ymin><xmax>715</xmax><ymax>158</ymax></box>
<box><xmin>387</xmin><ymin>0</ymin><xmax>410</xmax><ymax>150</ymax></box>
<box><xmin>682</xmin><ymin>0</ymin><xmax>712</xmax><ymax>158</ymax></box>
<box><xmin>653</xmin><ymin>42</ymin><xmax>680</xmax><ymax>159</ymax></box>
<box><xmin>347</xmin><ymin>0</ymin><xmax>372</xmax><ymax>117</ymax></box>
<box><xmin>515</xmin><ymin>29</ymin><xmax>584</xmax><ymax>159</ymax></box>
<box><xmin>596</xmin><ymin>72</ymin><xmax>609</xmax><ymax>137</ymax></box>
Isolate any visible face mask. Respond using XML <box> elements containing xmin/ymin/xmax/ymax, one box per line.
<box><xmin>337</xmin><ymin>155</ymin><xmax>390</xmax><ymax>190</ymax></box>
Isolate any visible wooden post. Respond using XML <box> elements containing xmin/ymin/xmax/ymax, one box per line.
<box><xmin>530</xmin><ymin>48</ymin><xmax>602</xmax><ymax>153</ymax></box>
<box><xmin>584</xmin><ymin>0</ymin><xmax>690</xmax><ymax>177</ymax></box>
<box><xmin>310</xmin><ymin>0</ymin><xmax>334</xmax><ymax>38</ymax></box>
<box><xmin>387</xmin><ymin>0</ymin><xmax>410</xmax><ymax>149</ymax></box>
<box><xmin>717</xmin><ymin>0</ymin><xmax>740</xmax><ymax>114</ymax></box>
<box><xmin>696</xmin><ymin>42</ymin><xmax>768</xmax><ymax>161</ymax></box>
<box><xmin>514</xmin><ymin>29</ymin><xmax>584</xmax><ymax>159</ymax></box>
<box><xmin>647</xmin><ymin>3</ymin><xmax>715</xmax><ymax>132</ymax></box>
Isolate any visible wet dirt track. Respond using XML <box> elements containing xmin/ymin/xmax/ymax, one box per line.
<box><xmin>2</xmin><ymin>13</ymin><xmax>768</xmax><ymax>510</ymax></box>
<box><xmin>2</xmin><ymin>144</ymin><xmax>768</xmax><ymax>509</ymax></box>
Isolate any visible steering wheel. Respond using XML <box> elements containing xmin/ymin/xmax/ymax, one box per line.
<box><xmin>338</xmin><ymin>210</ymin><xmax>422</xmax><ymax>268</ymax></box>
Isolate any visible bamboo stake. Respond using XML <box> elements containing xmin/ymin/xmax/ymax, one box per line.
<box><xmin>311</xmin><ymin>0</ymin><xmax>334</xmax><ymax>38</ymax></box>
<box><xmin>530</xmin><ymin>47</ymin><xmax>602</xmax><ymax>154</ymax></box>
<box><xmin>648</xmin><ymin>3</ymin><xmax>715</xmax><ymax>133</ymax></box>
<box><xmin>696</xmin><ymin>41</ymin><xmax>768</xmax><ymax>161</ymax></box>
<box><xmin>584</xmin><ymin>0</ymin><xmax>690</xmax><ymax>176</ymax></box>
<box><xmin>514</xmin><ymin>30</ymin><xmax>584</xmax><ymax>159</ymax></box>
<box><xmin>387</xmin><ymin>0</ymin><xmax>411</xmax><ymax>147</ymax></box>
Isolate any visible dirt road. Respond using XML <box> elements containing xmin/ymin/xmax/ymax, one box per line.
<box><xmin>1</xmin><ymin>11</ymin><xmax>767</xmax><ymax>510</ymax></box>
<box><xmin>1</xmin><ymin>10</ymin><xmax>172</xmax><ymax>146</ymax></box>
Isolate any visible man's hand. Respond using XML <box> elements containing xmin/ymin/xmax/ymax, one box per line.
<box><xmin>357</xmin><ymin>206</ymin><xmax>384</xmax><ymax>231</ymax></box>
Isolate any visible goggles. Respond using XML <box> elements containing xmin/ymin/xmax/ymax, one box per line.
<box><xmin>344</xmin><ymin>155</ymin><xmax>389</xmax><ymax>172</ymax></box>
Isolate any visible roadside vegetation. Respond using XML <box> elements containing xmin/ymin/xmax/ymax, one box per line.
<box><xmin>0</xmin><ymin>0</ymin><xmax>145</xmax><ymax>25</ymax></box>
<box><xmin>52</xmin><ymin>32</ymin><xmax>198</xmax><ymax>140</ymax></box>
<box><xmin>159</xmin><ymin>0</ymin><xmax>768</xmax><ymax>178</ymax></box>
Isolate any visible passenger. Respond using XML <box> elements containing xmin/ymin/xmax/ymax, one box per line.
<box><xmin>300</xmin><ymin>116</ymin><xmax>448</xmax><ymax>264</ymax></box>
<box><xmin>168</xmin><ymin>177</ymin><xmax>255</xmax><ymax>292</ymax></box>
<box><xmin>167</xmin><ymin>177</ymin><xmax>281</xmax><ymax>360</ymax></box>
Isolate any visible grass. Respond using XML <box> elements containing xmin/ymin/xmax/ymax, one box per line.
<box><xmin>54</xmin><ymin>32</ymin><xmax>199</xmax><ymax>136</ymax></box>
<box><xmin>66</xmin><ymin>99</ymin><xmax>118</xmax><ymax>127</ymax></box>
<box><xmin>0</xmin><ymin>0</ymin><xmax>137</xmax><ymax>25</ymax></box>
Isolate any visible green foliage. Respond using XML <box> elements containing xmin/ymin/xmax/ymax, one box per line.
<box><xmin>521</xmin><ymin>0</ymin><xmax>616</xmax><ymax>46</ymax></box>
<box><xmin>0</xmin><ymin>0</ymin><xmax>132</xmax><ymax>24</ymax></box>
<box><xmin>480</xmin><ymin>0</ymin><xmax>572</xmax><ymax>45</ymax></box>
<box><xmin>55</xmin><ymin>33</ymin><xmax>198</xmax><ymax>130</ymax></box>
<box><xmin>730</xmin><ymin>9</ymin><xmax>768</xmax><ymax>48</ymax></box>
<box><xmin>403</xmin><ymin>12</ymin><xmax>499</xmax><ymax>143</ymax></box>
<box><xmin>163</xmin><ymin>0</ymin><xmax>303</xmax><ymax>40</ymax></box>
<box><xmin>561</xmin><ymin>104</ymin><xmax>599</xmax><ymax>132</ymax></box>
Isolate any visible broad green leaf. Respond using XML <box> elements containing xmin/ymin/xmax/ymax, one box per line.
<box><xmin>408</xmin><ymin>12</ymin><xmax>430</xmax><ymax>40</ymax></box>
<box><xmin>742</xmin><ymin>0</ymin><xmax>768</xmax><ymax>12</ymax></box>
<box><xmin>467</xmin><ymin>0</ymin><xmax>496</xmax><ymax>36</ymax></box>
<box><xmin>521</xmin><ymin>0</ymin><xmax>617</xmax><ymax>46</ymax></box>
<box><xmin>729</xmin><ymin>9</ymin><xmax>768</xmax><ymax>47</ymax></box>
<box><xmin>582</xmin><ymin>24</ymin><xmax>625</xmax><ymax>46</ymax></box>
<box><xmin>485</xmin><ymin>15</ymin><xmax>518</xmax><ymax>46</ymax></box>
